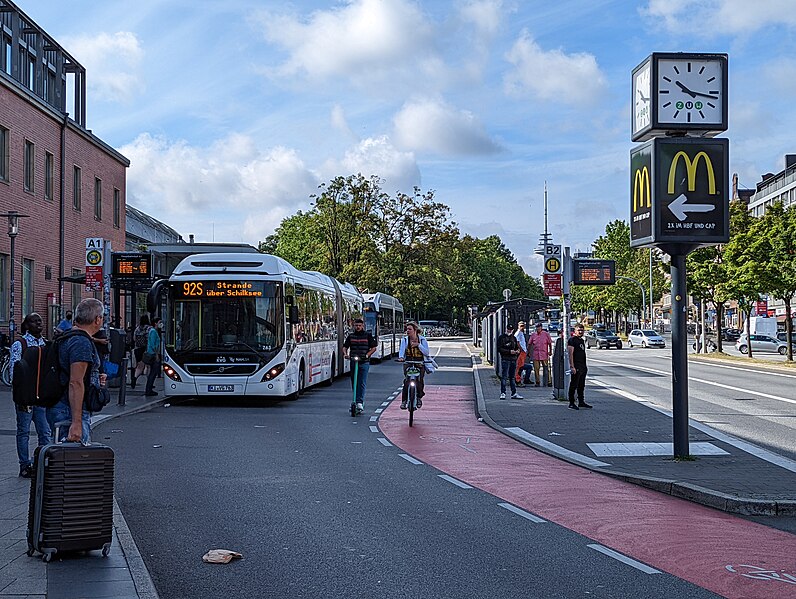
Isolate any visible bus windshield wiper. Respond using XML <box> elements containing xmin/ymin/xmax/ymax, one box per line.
<box><xmin>221</xmin><ymin>341</ymin><xmax>264</xmax><ymax>355</ymax></box>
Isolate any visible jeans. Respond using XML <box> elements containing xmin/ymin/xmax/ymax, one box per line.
<box><xmin>145</xmin><ymin>359</ymin><xmax>160</xmax><ymax>393</ymax></box>
<box><xmin>47</xmin><ymin>400</ymin><xmax>91</xmax><ymax>444</ymax></box>
<box><xmin>500</xmin><ymin>357</ymin><xmax>517</xmax><ymax>395</ymax></box>
<box><xmin>349</xmin><ymin>361</ymin><xmax>370</xmax><ymax>405</ymax></box>
<box><xmin>569</xmin><ymin>365</ymin><xmax>588</xmax><ymax>403</ymax></box>
<box><xmin>15</xmin><ymin>406</ymin><xmax>51</xmax><ymax>468</ymax></box>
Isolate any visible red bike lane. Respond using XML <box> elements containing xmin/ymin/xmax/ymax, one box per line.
<box><xmin>379</xmin><ymin>384</ymin><xmax>796</xmax><ymax>599</ymax></box>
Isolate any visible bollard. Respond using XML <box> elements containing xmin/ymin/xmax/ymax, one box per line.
<box><xmin>118</xmin><ymin>357</ymin><xmax>127</xmax><ymax>406</ymax></box>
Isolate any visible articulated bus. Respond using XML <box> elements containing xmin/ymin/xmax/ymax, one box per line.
<box><xmin>147</xmin><ymin>253</ymin><xmax>362</xmax><ymax>399</ymax></box>
<box><xmin>362</xmin><ymin>292</ymin><xmax>404</xmax><ymax>360</ymax></box>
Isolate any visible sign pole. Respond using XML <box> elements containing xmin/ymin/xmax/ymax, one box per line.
<box><xmin>670</xmin><ymin>253</ymin><xmax>690</xmax><ymax>457</ymax></box>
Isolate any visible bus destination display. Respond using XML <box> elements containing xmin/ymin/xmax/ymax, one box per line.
<box><xmin>111</xmin><ymin>253</ymin><xmax>152</xmax><ymax>280</ymax></box>
<box><xmin>573</xmin><ymin>259</ymin><xmax>616</xmax><ymax>286</ymax></box>
<box><xmin>177</xmin><ymin>281</ymin><xmax>265</xmax><ymax>298</ymax></box>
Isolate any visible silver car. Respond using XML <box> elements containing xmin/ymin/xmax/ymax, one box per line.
<box><xmin>627</xmin><ymin>329</ymin><xmax>666</xmax><ymax>348</ymax></box>
<box><xmin>736</xmin><ymin>334</ymin><xmax>788</xmax><ymax>355</ymax></box>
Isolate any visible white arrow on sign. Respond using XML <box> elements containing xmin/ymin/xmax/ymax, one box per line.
<box><xmin>668</xmin><ymin>193</ymin><xmax>715</xmax><ymax>222</ymax></box>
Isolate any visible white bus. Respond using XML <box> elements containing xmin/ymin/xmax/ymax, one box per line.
<box><xmin>362</xmin><ymin>292</ymin><xmax>404</xmax><ymax>360</ymax></box>
<box><xmin>147</xmin><ymin>253</ymin><xmax>362</xmax><ymax>399</ymax></box>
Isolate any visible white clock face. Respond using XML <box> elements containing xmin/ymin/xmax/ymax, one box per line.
<box><xmin>633</xmin><ymin>62</ymin><xmax>651</xmax><ymax>133</ymax></box>
<box><xmin>657</xmin><ymin>58</ymin><xmax>724</xmax><ymax>125</ymax></box>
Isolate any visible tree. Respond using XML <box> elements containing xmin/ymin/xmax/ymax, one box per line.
<box><xmin>686</xmin><ymin>244</ymin><xmax>731</xmax><ymax>352</ymax></box>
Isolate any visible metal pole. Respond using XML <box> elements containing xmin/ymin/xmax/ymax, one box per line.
<box><xmin>118</xmin><ymin>356</ymin><xmax>128</xmax><ymax>406</ymax></box>
<box><xmin>649</xmin><ymin>250</ymin><xmax>654</xmax><ymax>326</ymax></box>
<box><xmin>617</xmin><ymin>276</ymin><xmax>646</xmax><ymax>329</ymax></box>
<box><xmin>670</xmin><ymin>253</ymin><xmax>689</xmax><ymax>457</ymax></box>
<box><xmin>9</xmin><ymin>232</ymin><xmax>15</xmax><ymax>339</ymax></box>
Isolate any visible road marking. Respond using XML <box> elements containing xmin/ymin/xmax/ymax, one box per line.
<box><xmin>398</xmin><ymin>453</ymin><xmax>423</xmax><ymax>465</ymax></box>
<box><xmin>369</xmin><ymin>426</ymin><xmax>378</xmax><ymax>433</ymax></box>
<box><xmin>377</xmin><ymin>438</ymin><xmax>393</xmax><ymax>447</ymax></box>
<box><xmin>587</xmin><ymin>544</ymin><xmax>661</xmax><ymax>574</ymax></box>
<box><xmin>381</xmin><ymin>401</ymin><xmax>390</xmax><ymax>407</ymax></box>
<box><xmin>591</xmin><ymin>357</ymin><xmax>796</xmax><ymax>406</ymax></box>
<box><xmin>375</xmin><ymin>408</ymin><xmax>384</xmax><ymax>414</ymax></box>
<box><xmin>369</xmin><ymin>416</ymin><xmax>378</xmax><ymax>422</ymax></box>
<box><xmin>689</xmin><ymin>359</ymin><xmax>796</xmax><ymax>380</ymax></box>
<box><xmin>591</xmin><ymin>379</ymin><xmax>796</xmax><ymax>473</ymax></box>
<box><xmin>438</xmin><ymin>474</ymin><xmax>472</xmax><ymax>489</ymax></box>
<box><xmin>505</xmin><ymin>427</ymin><xmax>611</xmax><ymax>468</ymax></box>
<box><xmin>497</xmin><ymin>502</ymin><xmax>546</xmax><ymax>523</ymax></box>
<box><xmin>587</xmin><ymin>442</ymin><xmax>729</xmax><ymax>457</ymax></box>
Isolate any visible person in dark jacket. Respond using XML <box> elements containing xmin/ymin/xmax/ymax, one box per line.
<box><xmin>567</xmin><ymin>324</ymin><xmax>592</xmax><ymax>409</ymax></box>
<box><xmin>342</xmin><ymin>318</ymin><xmax>377</xmax><ymax>412</ymax></box>
<box><xmin>497</xmin><ymin>324</ymin><xmax>523</xmax><ymax>400</ymax></box>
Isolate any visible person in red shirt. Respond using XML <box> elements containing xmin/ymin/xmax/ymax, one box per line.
<box><xmin>529</xmin><ymin>323</ymin><xmax>553</xmax><ymax>387</ymax></box>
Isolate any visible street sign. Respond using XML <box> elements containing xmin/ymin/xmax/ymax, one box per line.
<box><xmin>544</xmin><ymin>244</ymin><xmax>562</xmax><ymax>274</ymax></box>
<box><xmin>86</xmin><ymin>237</ymin><xmax>104</xmax><ymax>267</ymax></box>
<box><xmin>111</xmin><ymin>252</ymin><xmax>152</xmax><ymax>281</ymax></box>
<box><xmin>630</xmin><ymin>137</ymin><xmax>729</xmax><ymax>249</ymax></box>
<box><xmin>85</xmin><ymin>266</ymin><xmax>102</xmax><ymax>291</ymax></box>
<box><xmin>573</xmin><ymin>259</ymin><xmax>616</xmax><ymax>285</ymax></box>
<box><xmin>543</xmin><ymin>274</ymin><xmax>562</xmax><ymax>296</ymax></box>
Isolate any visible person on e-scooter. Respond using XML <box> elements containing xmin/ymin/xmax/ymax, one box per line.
<box><xmin>343</xmin><ymin>318</ymin><xmax>377</xmax><ymax>415</ymax></box>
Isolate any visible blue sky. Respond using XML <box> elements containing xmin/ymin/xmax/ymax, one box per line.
<box><xmin>22</xmin><ymin>0</ymin><xmax>796</xmax><ymax>276</ymax></box>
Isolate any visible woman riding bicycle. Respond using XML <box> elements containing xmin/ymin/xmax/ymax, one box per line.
<box><xmin>397</xmin><ymin>321</ymin><xmax>430</xmax><ymax>410</ymax></box>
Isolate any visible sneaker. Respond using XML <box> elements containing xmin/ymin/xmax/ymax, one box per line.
<box><xmin>535</xmin><ymin>382</ymin><xmax>540</xmax><ymax>387</ymax></box>
<box><xmin>416</xmin><ymin>398</ymin><xmax>422</xmax><ymax>408</ymax></box>
<box><xmin>516</xmin><ymin>382</ymin><xmax>525</xmax><ymax>387</ymax></box>
<box><xmin>568</xmin><ymin>403</ymin><xmax>579</xmax><ymax>410</ymax></box>
<box><xmin>499</xmin><ymin>393</ymin><xmax>506</xmax><ymax>400</ymax></box>
<box><xmin>578</xmin><ymin>402</ymin><xmax>593</xmax><ymax>409</ymax></box>
<box><xmin>511</xmin><ymin>393</ymin><xmax>523</xmax><ymax>399</ymax></box>
<box><xmin>400</xmin><ymin>400</ymin><xmax>408</xmax><ymax>409</ymax></box>
<box><xmin>355</xmin><ymin>403</ymin><xmax>364</xmax><ymax>414</ymax></box>
<box><xmin>19</xmin><ymin>465</ymin><xmax>33</xmax><ymax>478</ymax></box>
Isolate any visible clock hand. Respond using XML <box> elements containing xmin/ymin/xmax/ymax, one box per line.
<box><xmin>691</xmin><ymin>90</ymin><xmax>719</xmax><ymax>100</ymax></box>
<box><xmin>675</xmin><ymin>80</ymin><xmax>697</xmax><ymax>98</ymax></box>
<box><xmin>637</xmin><ymin>90</ymin><xmax>649</xmax><ymax>102</ymax></box>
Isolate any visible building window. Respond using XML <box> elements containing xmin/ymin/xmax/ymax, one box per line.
<box><xmin>24</xmin><ymin>140</ymin><xmax>34</xmax><ymax>192</ymax></box>
<box><xmin>22</xmin><ymin>259</ymin><xmax>34</xmax><ymax>317</ymax></box>
<box><xmin>94</xmin><ymin>177</ymin><xmax>102</xmax><ymax>220</ymax></box>
<box><xmin>0</xmin><ymin>126</ymin><xmax>8</xmax><ymax>182</ymax></box>
<box><xmin>45</xmin><ymin>152</ymin><xmax>53</xmax><ymax>201</ymax></box>
<box><xmin>3</xmin><ymin>36</ymin><xmax>11</xmax><ymax>75</ymax></box>
<box><xmin>27</xmin><ymin>54</ymin><xmax>34</xmax><ymax>92</ymax></box>
<box><xmin>71</xmin><ymin>268</ymin><xmax>82</xmax><ymax>313</ymax></box>
<box><xmin>113</xmin><ymin>188</ymin><xmax>120</xmax><ymax>228</ymax></box>
<box><xmin>73</xmin><ymin>165</ymin><xmax>81</xmax><ymax>211</ymax></box>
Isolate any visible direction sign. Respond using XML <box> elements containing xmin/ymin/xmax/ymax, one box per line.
<box><xmin>543</xmin><ymin>274</ymin><xmax>562</xmax><ymax>296</ymax></box>
<box><xmin>544</xmin><ymin>244</ymin><xmax>562</xmax><ymax>274</ymax></box>
<box><xmin>630</xmin><ymin>137</ymin><xmax>729</xmax><ymax>249</ymax></box>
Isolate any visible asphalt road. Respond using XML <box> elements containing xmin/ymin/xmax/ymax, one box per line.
<box><xmin>586</xmin><ymin>343</ymin><xmax>796</xmax><ymax>462</ymax></box>
<box><xmin>97</xmin><ymin>344</ymin><xmax>720</xmax><ymax>599</ymax></box>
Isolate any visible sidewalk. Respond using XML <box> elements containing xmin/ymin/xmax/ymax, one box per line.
<box><xmin>470</xmin><ymin>350</ymin><xmax>796</xmax><ymax>516</ymax></box>
<box><xmin>0</xmin><ymin>377</ymin><xmax>164</xmax><ymax>599</ymax></box>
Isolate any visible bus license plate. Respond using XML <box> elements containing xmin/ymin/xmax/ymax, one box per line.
<box><xmin>208</xmin><ymin>385</ymin><xmax>234</xmax><ymax>393</ymax></box>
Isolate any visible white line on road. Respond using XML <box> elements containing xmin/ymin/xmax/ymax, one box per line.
<box><xmin>377</xmin><ymin>438</ymin><xmax>393</xmax><ymax>447</ymax></box>
<box><xmin>438</xmin><ymin>474</ymin><xmax>473</xmax><ymax>489</ymax></box>
<box><xmin>369</xmin><ymin>426</ymin><xmax>379</xmax><ymax>433</ymax></box>
<box><xmin>497</xmin><ymin>502</ymin><xmax>546</xmax><ymax>523</ymax></box>
<box><xmin>375</xmin><ymin>408</ymin><xmax>383</xmax><ymax>413</ymax></box>
<box><xmin>587</xmin><ymin>544</ymin><xmax>661</xmax><ymax>574</ymax></box>
<box><xmin>381</xmin><ymin>401</ymin><xmax>390</xmax><ymax>407</ymax></box>
<box><xmin>369</xmin><ymin>416</ymin><xmax>378</xmax><ymax>422</ymax></box>
<box><xmin>399</xmin><ymin>453</ymin><xmax>423</xmax><ymax>465</ymax></box>
<box><xmin>505</xmin><ymin>427</ymin><xmax>611</xmax><ymax>468</ymax></box>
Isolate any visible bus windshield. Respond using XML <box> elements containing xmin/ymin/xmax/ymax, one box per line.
<box><xmin>363</xmin><ymin>302</ymin><xmax>377</xmax><ymax>335</ymax></box>
<box><xmin>171</xmin><ymin>281</ymin><xmax>284</xmax><ymax>354</ymax></box>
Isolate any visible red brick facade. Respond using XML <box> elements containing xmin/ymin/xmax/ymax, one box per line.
<box><xmin>0</xmin><ymin>74</ymin><xmax>128</xmax><ymax>336</ymax></box>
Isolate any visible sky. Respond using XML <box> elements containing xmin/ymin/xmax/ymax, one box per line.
<box><xmin>21</xmin><ymin>0</ymin><xmax>796</xmax><ymax>277</ymax></box>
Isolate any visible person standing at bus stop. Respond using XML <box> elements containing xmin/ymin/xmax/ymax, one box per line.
<box><xmin>343</xmin><ymin>318</ymin><xmax>377</xmax><ymax>413</ymax></box>
<box><xmin>529</xmin><ymin>323</ymin><xmax>553</xmax><ymax>387</ymax></box>
<box><xmin>567</xmin><ymin>324</ymin><xmax>592</xmax><ymax>409</ymax></box>
<box><xmin>514</xmin><ymin>322</ymin><xmax>528</xmax><ymax>387</ymax></box>
<box><xmin>497</xmin><ymin>324</ymin><xmax>522</xmax><ymax>400</ymax></box>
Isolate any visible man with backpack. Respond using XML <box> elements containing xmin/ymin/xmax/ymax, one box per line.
<box><xmin>497</xmin><ymin>323</ymin><xmax>523</xmax><ymax>400</ymax></box>
<box><xmin>9</xmin><ymin>313</ymin><xmax>51</xmax><ymax>478</ymax></box>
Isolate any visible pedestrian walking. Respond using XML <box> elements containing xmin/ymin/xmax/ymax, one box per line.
<box><xmin>47</xmin><ymin>298</ymin><xmax>107</xmax><ymax>443</ymax></box>
<box><xmin>144</xmin><ymin>317</ymin><xmax>162</xmax><ymax>397</ymax></box>
<box><xmin>567</xmin><ymin>324</ymin><xmax>591</xmax><ymax>410</ymax></box>
<box><xmin>343</xmin><ymin>318</ymin><xmax>377</xmax><ymax>412</ymax></box>
<box><xmin>529</xmin><ymin>323</ymin><xmax>553</xmax><ymax>387</ymax></box>
<box><xmin>514</xmin><ymin>322</ymin><xmax>528</xmax><ymax>386</ymax></box>
<box><xmin>131</xmin><ymin>314</ymin><xmax>151</xmax><ymax>388</ymax></box>
<box><xmin>497</xmin><ymin>324</ymin><xmax>522</xmax><ymax>400</ymax></box>
<box><xmin>10</xmin><ymin>313</ymin><xmax>51</xmax><ymax>477</ymax></box>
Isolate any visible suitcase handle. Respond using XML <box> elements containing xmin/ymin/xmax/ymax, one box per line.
<box><xmin>53</xmin><ymin>420</ymin><xmax>89</xmax><ymax>446</ymax></box>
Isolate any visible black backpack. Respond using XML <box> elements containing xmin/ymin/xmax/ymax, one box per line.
<box><xmin>12</xmin><ymin>330</ymin><xmax>91</xmax><ymax>409</ymax></box>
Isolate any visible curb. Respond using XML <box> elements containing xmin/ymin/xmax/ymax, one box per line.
<box><xmin>470</xmin><ymin>353</ymin><xmax>796</xmax><ymax>517</ymax></box>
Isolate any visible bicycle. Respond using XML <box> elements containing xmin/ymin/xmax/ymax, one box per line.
<box><xmin>0</xmin><ymin>335</ymin><xmax>11</xmax><ymax>387</ymax></box>
<box><xmin>399</xmin><ymin>360</ymin><xmax>424</xmax><ymax>427</ymax></box>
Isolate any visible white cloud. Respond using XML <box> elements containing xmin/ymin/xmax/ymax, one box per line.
<box><xmin>323</xmin><ymin>136</ymin><xmax>421</xmax><ymax>193</ymax></box>
<box><xmin>62</xmin><ymin>31</ymin><xmax>143</xmax><ymax>103</ymax></box>
<box><xmin>503</xmin><ymin>30</ymin><xmax>606</xmax><ymax>105</ymax></box>
<box><xmin>120</xmin><ymin>133</ymin><xmax>318</xmax><ymax>244</ymax></box>
<box><xmin>642</xmin><ymin>0</ymin><xmax>796</xmax><ymax>34</ymax></box>
<box><xmin>393</xmin><ymin>98</ymin><xmax>501</xmax><ymax>156</ymax></box>
<box><xmin>459</xmin><ymin>0</ymin><xmax>504</xmax><ymax>40</ymax></box>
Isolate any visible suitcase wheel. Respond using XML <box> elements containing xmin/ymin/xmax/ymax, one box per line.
<box><xmin>26</xmin><ymin>547</ymin><xmax>34</xmax><ymax>557</ymax></box>
<box><xmin>42</xmin><ymin>552</ymin><xmax>53</xmax><ymax>563</ymax></box>
<box><xmin>102</xmin><ymin>544</ymin><xmax>111</xmax><ymax>557</ymax></box>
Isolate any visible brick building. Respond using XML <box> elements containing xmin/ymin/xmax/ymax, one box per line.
<box><xmin>0</xmin><ymin>0</ymin><xmax>128</xmax><ymax>336</ymax></box>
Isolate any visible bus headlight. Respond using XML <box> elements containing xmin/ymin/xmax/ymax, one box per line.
<box><xmin>163</xmin><ymin>364</ymin><xmax>182</xmax><ymax>382</ymax></box>
<box><xmin>261</xmin><ymin>363</ymin><xmax>285</xmax><ymax>382</ymax></box>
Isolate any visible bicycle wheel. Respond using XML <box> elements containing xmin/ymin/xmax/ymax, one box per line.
<box><xmin>0</xmin><ymin>359</ymin><xmax>10</xmax><ymax>387</ymax></box>
<box><xmin>408</xmin><ymin>383</ymin><xmax>416</xmax><ymax>427</ymax></box>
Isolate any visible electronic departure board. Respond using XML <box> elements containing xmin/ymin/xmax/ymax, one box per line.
<box><xmin>573</xmin><ymin>259</ymin><xmax>616</xmax><ymax>286</ymax></box>
<box><xmin>175</xmin><ymin>281</ymin><xmax>265</xmax><ymax>298</ymax></box>
<box><xmin>111</xmin><ymin>253</ymin><xmax>152</xmax><ymax>280</ymax></box>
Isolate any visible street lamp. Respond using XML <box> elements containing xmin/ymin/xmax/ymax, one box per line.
<box><xmin>1</xmin><ymin>211</ymin><xmax>30</xmax><ymax>339</ymax></box>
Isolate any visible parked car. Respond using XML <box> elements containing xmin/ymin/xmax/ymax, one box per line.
<box><xmin>736</xmin><ymin>334</ymin><xmax>788</xmax><ymax>355</ymax></box>
<box><xmin>584</xmin><ymin>329</ymin><xmax>622</xmax><ymax>349</ymax></box>
<box><xmin>627</xmin><ymin>329</ymin><xmax>666</xmax><ymax>348</ymax></box>
<box><xmin>721</xmin><ymin>328</ymin><xmax>742</xmax><ymax>342</ymax></box>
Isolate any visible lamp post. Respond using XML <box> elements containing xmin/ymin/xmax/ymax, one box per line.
<box><xmin>1</xmin><ymin>211</ymin><xmax>30</xmax><ymax>339</ymax></box>
<box><xmin>617</xmin><ymin>275</ymin><xmax>646</xmax><ymax>328</ymax></box>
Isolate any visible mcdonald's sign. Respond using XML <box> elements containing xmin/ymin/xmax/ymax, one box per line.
<box><xmin>630</xmin><ymin>137</ymin><xmax>728</xmax><ymax>249</ymax></box>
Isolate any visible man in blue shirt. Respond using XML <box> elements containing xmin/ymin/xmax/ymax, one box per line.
<box><xmin>47</xmin><ymin>299</ymin><xmax>106</xmax><ymax>443</ymax></box>
<box><xmin>54</xmin><ymin>310</ymin><xmax>73</xmax><ymax>337</ymax></box>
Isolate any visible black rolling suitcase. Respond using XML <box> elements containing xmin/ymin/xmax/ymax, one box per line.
<box><xmin>27</xmin><ymin>438</ymin><xmax>115</xmax><ymax>562</ymax></box>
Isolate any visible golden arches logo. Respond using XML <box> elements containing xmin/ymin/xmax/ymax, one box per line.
<box><xmin>633</xmin><ymin>166</ymin><xmax>651</xmax><ymax>212</ymax></box>
<box><xmin>667</xmin><ymin>151</ymin><xmax>716</xmax><ymax>195</ymax></box>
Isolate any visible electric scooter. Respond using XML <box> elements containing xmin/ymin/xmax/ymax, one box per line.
<box><xmin>349</xmin><ymin>356</ymin><xmax>362</xmax><ymax>416</ymax></box>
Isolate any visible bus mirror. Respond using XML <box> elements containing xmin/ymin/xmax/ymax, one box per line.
<box><xmin>289</xmin><ymin>305</ymin><xmax>300</xmax><ymax>324</ymax></box>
